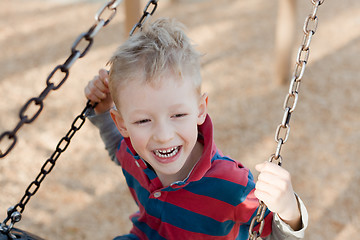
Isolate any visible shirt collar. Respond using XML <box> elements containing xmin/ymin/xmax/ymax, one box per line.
<box><xmin>185</xmin><ymin>114</ymin><xmax>216</xmax><ymax>183</ymax></box>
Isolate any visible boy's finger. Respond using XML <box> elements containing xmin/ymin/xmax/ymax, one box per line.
<box><xmin>254</xmin><ymin>189</ymin><xmax>271</xmax><ymax>204</ymax></box>
<box><xmin>86</xmin><ymin>80</ymin><xmax>107</xmax><ymax>101</ymax></box>
<box><xmin>257</xmin><ymin>171</ymin><xmax>290</xmax><ymax>192</ymax></box>
<box><xmin>254</xmin><ymin>184</ymin><xmax>279</xmax><ymax>207</ymax></box>
<box><xmin>256</xmin><ymin>161</ymin><xmax>289</xmax><ymax>178</ymax></box>
<box><xmin>94</xmin><ymin>77</ymin><xmax>109</xmax><ymax>93</ymax></box>
<box><xmin>99</xmin><ymin>68</ymin><xmax>109</xmax><ymax>86</ymax></box>
<box><xmin>255</xmin><ymin>180</ymin><xmax>273</xmax><ymax>195</ymax></box>
<box><xmin>84</xmin><ymin>87</ymin><xmax>101</xmax><ymax>102</ymax></box>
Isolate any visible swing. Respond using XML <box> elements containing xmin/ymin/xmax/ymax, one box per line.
<box><xmin>248</xmin><ymin>0</ymin><xmax>325</xmax><ymax>238</ymax></box>
<box><xmin>0</xmin><ymin>0</ymin><xmax>325</xmax><ymax>239</ymax></box>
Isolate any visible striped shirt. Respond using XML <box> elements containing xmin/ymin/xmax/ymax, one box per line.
<box><xmin>114</xmin><ymin>115</ymin><xmax>272</xmax><ymax>239</ymax></box>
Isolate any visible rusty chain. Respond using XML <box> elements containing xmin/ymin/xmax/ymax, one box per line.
<box><xmin>0</xmin><ymin>0</ymin><xmax>159</xmax><ymax>235</ymax></box>
<box><xmin>248</xmin><ymin>0</ymin><xmax>325</xmax><ymax>239</ymax></box>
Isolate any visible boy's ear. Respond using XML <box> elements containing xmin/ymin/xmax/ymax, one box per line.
<box><xmin>110</xmin><ymin>108</ymin><xmax>129</xmax><ymax>137</ymax></box>
<box><xmin>197</xmin><ymin>92</ymin><xmax>208</xmax><ymax>125</ymax></box>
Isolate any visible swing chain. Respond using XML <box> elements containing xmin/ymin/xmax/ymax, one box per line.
<box><xmin>130</xmin><ymin>0</ymin><xmax>158</xmax><ymax>36</ymax></box>
<box><xmin>0</xmin><ymin>0</ymin><xmax>123</xmax><ymax>159</ymax></box>
<box><xmin>248</xmin><ymin>0</ymin><xmax>325</xmax><ymax>239</ymax></box>
<box><xmin>0</xmin><ymin>101</ymin><xmax>96</xmax><ymax>234</ymax></box>
<box><xmin>1</xmin><ymin>0</ymin><xmax>160</xmax><ymax>233</ymax></box>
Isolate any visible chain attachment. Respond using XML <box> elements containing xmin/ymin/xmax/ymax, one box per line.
<box><xmin>0</xmin><ymin>206</ymin><xmax>22</xmax><ymax>235</ymax></box>
<box><xmin>248</xmin><ymin>0</ymin><xmax>325</xmax><ymax>238</ymax></box>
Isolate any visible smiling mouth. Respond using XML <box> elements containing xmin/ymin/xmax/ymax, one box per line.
<box><xmin>154</xmin><ymin>146</ymin><xmax>181</xmax><ymax>158</ymax></box>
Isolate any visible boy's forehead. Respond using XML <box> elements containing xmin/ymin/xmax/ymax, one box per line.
<box><xmin>118</xmin><ymin>71</ymin><xmax>196</xmax><ymax>90</ymax></box>
<box><xmin>111</xmin><ymin>68</ymin><xmax>201</xmax><ymax>111</ymax></box>
<box><xmin>116</xmin><ymin>75</ymin><xmax>199</xmax><ymax>103</ymax></box>
<box><xmin>116</xmin><ymin>80</ymin><xmax>196</xmax><ymax>113</ymax></box>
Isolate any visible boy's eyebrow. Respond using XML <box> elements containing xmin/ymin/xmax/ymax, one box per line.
<box><xmin>168</xmin><ymin>103</ymin><xmax>195</xmax><ymax>112</ymax></box>
<box><xmin>128</xmin><ymin>109</ymin><xmax>149</xmax><ymax>115</ymax></box>
<box><xmin>129</xmin><ymin>103</ymin><xmax>189</xmax><ymax>114</ymax></box>
<box><xmin>170</xmin><ymin>103</ymin><xmax>187</xmax><ymax>109</ymax></box>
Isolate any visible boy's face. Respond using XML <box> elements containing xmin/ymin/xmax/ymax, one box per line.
<box><xmin>111</xmin><ymin>73</ymin><xmax>207</xmax><ymax>184</ymax></box>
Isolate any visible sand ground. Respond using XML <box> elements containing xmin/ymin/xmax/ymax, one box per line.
<box><xmin>0</xmin><ymin>0</ymin><xmax>359</xmax><ymax>239</ymax></box>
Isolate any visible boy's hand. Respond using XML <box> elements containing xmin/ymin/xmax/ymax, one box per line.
<box><xmin>255</xmin><ymin>161</ymin><xmax>302</xmax><ymax>231</ymax></box>
<box><xmin>84</xmin><ymin>68</ymin><xmax>114</xmax><ymax>114</ymax></box>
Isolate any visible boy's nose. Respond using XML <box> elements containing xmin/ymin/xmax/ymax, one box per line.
<box><xmin>153</xmin><ymin>122</ymin><xmax>174</xmax><ymax>143</ymax></box>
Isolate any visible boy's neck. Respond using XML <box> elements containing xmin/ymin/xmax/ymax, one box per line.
<box><xmin>157</xmin><ymin>141</ymin><xmax>204</xmax><ymax>187</ymax></box>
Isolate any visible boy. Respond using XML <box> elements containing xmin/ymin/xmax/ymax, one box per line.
<box><xmin>85</xmin><ymin>18</ymin><xmax>308</xmax><ymax>239</ymax></box>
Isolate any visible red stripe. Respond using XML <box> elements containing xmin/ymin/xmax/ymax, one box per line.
<box><xmin>205</xmin><ymin>159</ymin><xmax>250</xmax><ymax>186</ymax></box>
<box><xmin>235</xmin><ymin>189</ymin><xmax>260</xmax><ymax>222</ymax></box>
<box><xmin>143</xmin><ymin>213</ymin><xmax>241</xmax><ymax>240</ymax></box>
<box><xmin>164</xmin><ymin>189</ymin><xmax>236</xmax><ymax>222</ymax></box>
<box><xmin>130</xmin><ymin>225</ymin><xmax>149</xmax><ymax>240</ymax></box>
<box><xmin>129</xmin><ymin>191</ymin><xmax>242</xmax><ymax>239</ymax></box>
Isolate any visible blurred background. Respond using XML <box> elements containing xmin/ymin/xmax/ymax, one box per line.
<box><xmin>0</xmin><ymin>0</ymin><xmax>359</xmax><ymax>239</ymax></box>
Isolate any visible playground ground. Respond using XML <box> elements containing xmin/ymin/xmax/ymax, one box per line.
<box><xmin>1</xmin><ymin>0</ymin><xmax>359</xmax><ymax>239</ymax></box>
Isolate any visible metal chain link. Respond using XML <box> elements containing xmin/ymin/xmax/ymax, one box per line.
<box><xmin>0</xmin><ymin>0</ymin><xmax>123</xmax><ymax>159</ymax></box>
<box><xmin>0</xmin><ymin>100</ymin><xmax>95</xmax><ymax>235</ymax></box>
<box><xmin>248</xmin><ymin>0</ymin><xmax>325</xmax><ymax>239</ymax></box>
<box><xmin>130</xmin><ymin>0</ymin><xmax>158</xmax><ymax>36</ymax></box>
<box><xmin>0</xmin><ymin>0</ymin><xmax>159</xmax><ymax>235</ymax></box>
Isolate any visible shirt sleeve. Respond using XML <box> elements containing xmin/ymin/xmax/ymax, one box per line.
<box><xmin>86</xmin><ymin>108</ymin><xmax>122</xmax><ymax>164</ymax></box>
<box><xmin>264</xmin><ymin>194</ymin><xmax>309</xmax><ymax>240</ymax></box>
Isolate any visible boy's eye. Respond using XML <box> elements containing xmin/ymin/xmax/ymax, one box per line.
<box><xmin>134</xmin><ymin>119</ymin><xmax>151</xmax><ymax>125</ymax></box>
<box><xmin>172</xmin><ymin>113</ymin><xmax>187</xmax><ymax>118</ymax></box>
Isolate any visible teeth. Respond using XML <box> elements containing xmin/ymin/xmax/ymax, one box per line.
<box><xmin>154</xmin><ymin>147</ymin><xmax>179</xmax><ymax>158</ymax></box>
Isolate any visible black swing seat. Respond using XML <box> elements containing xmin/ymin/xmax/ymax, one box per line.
<box><xmin>0</xmin><ymin>228</ymin><xmax>44</xmax><ymax>240</ymax></box>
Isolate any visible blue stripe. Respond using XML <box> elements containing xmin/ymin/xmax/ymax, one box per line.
<box><xmin>211</xmin><ymin>150</ymin><xmax>232</xmax><ymax>163</ymax></box>
<box><xmin>123</xmin><ymin>169</ymin><xmax>236</xmax><ymax>236</ymax></box>
<box><xmin>158</xmin><ymin>201</ymin><xmax>235</xmax><ymax>236</ymax></box>
<box><xmin>211</xmin><ymin>151</ymin><xmax>220</xmax><ymax>163</ymax></box>
<box><xmin>185</xmin><ymin>177</ymin><xmax>254</xmax><ymax>206</ymax></box>
<box><xmin>126</xmin><ymin>147</ymin><xmax>141</xmax><ymax>160</ymax></box>
<box><xmin>131</xmin><ymin>215</ymin><xmax>167</xmax><ymax>240</ymax></box>
<box><xmin>143</xmin><ymin>167</ymin><xmax>158</xmax><ymax>180</ymax></box>
<box><xmin>122</xmin><ymin>169</ymin><xmax>149</xmax><ymax>207</ymax></box>
<box><xmin>237</xmin><ymin>224</ymin><xmax>249</xmax><ymax>240</ymax></box>
<box><xmin>209</xmin><ymin>151</ymin><xmax>256</xmax><ymax>204</ymax></box>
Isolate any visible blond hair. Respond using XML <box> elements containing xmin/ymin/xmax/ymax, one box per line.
<box><xmin>108</xmin><ymin>18</ymin><xmax>202</xmax><ymax>107</ymax></box>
